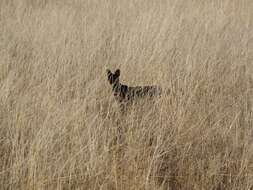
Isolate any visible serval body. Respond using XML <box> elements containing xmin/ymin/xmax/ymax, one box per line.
<box><xmin>106</xmin><ymin>69</ymin><xmax>162</xmax><ymax>106</ymax></box>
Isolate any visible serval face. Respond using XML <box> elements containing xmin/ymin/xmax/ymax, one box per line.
<box><xmin>107</xmin><ymin>69</ymin><xmax>120</xmax><ymax>85</ymax></box>
<box><xmin>106</xmin><ymin>69</ymin><xmax>162</xmax><ymax>104</ymax></box>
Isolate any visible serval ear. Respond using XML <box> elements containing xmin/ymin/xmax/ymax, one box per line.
<box><xmin>115</xmin><ymin>69</ymin><xmax>120</xmax><ymax>77</ymax></box>
<box><xmin>106</xmin><ymin>69</ymin><xmax>112</xmax><ymax>76</ymax></box>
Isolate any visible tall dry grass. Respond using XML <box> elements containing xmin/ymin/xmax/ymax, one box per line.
<box><xmin>0</xmin><ymin>0</ymin><xmax>253</xmax><ymax>189</ymax></box>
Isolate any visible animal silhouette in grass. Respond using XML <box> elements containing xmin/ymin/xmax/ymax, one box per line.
<box><xmin>106</xmin><ymin>69</ymin><xmax>162</xmax><ymax>104</ymax></box>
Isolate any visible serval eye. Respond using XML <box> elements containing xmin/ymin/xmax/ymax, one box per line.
<box><xmin>108</xmin><ymin>75</ymin><xmax>111</xmax><ymax>82</ymax></box>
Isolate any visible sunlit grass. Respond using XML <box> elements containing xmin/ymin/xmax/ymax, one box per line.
<box><xmin>0</xmin><ymin>0</ymin><xmax>253</xmax><ymax>189</ymax></box>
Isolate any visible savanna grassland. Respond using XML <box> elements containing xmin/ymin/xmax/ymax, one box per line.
<box><xmin>1</xmin><ymin>0</ymin><xmax>253</xmax><ymax>189</ymax></box>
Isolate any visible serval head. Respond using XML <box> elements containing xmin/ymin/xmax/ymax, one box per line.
<box><xmin>107</xmin><ymin>69</ymin><xmax>120</xmax><ymax>86</ymax></box>
<box><xmin>106</xmin><ymin>69</ymin><xmax>122</xmax><ymax>98</ymax></box>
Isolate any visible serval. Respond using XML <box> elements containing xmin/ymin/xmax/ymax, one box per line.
<box><xmin>106</xmin><ymin>69</ymin><xmax>162</xmax><ymax>107</ymax></box>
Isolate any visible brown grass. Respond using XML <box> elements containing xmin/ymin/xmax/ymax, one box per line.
<box><xmin>1</xmin><ymin>0</ymin><xmax>253</xmax><ymax>189</ymax></box>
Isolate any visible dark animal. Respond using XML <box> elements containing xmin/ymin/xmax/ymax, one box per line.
<box><xmin>106</xmin><ymin>69</ymin><xmax>162</xmax><ymax>104</ymax></box>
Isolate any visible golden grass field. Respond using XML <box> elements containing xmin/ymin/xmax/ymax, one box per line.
<box><xmin>0</xmin><ymin>0</ymin><xmax>253</xmax><ymax>189</ymax></box>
